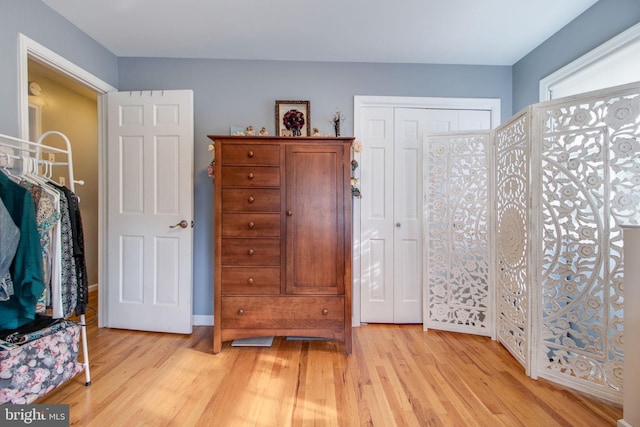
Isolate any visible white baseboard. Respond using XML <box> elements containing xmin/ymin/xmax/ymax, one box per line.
<box><xmin>192</xmin><ymin>315</ymin><xmax>214</xmax><ymax>326</ymax></box>
<box><xmin>617</xmin><ymin>419</ymin><xmax>632</xmax><ymax>427</ymax></box>
<box><xmin>89</xmin><ymin>283</ymin><xmax>98</xmax><ymax>292</ymax></box>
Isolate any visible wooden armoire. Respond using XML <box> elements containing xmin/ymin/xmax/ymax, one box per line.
<box><xmin>208</xmin><ymin>135</ymin><xmax>353</xmax><ymax>354</ymax></box>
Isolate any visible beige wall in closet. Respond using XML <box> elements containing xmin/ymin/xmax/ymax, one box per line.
<box><xmin>28</xmin><ymin>63</ymin><xmax>99</xmax><ymax>288</ymax></box>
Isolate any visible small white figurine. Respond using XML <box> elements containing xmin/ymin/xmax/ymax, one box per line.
<box><xmin>246</xmin><ymin>125</ymin><xmax>256</xmax><ymax>136</ymax></box>
<box><xmin>259</xmin><ymin>127</ymin><xmax>269</xmax><ymax>136</ymax></box>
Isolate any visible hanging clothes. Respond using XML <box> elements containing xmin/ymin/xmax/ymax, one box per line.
<box><xmin>0</xmin><ymin>199</ymin><xmax>20</xmax><ymax>301</ymax></box>
<box><xmin>20</xmin><ymin>180</ymin><xmax>60</xmax><ymax>313</ymax></box>
<box><xmin>0</xmin><ymin>171</ymin><xmax>45</xmax><ymax>330</ymax></box>
<box><xmin>50</xmin><ymin>183</ymin><xmax>88</xmax><ymax>316</ymax></box>
<box><xmin>0</xmin><ymin>131</ymin><xmax>92</xmax><ymax>401</ymax></box>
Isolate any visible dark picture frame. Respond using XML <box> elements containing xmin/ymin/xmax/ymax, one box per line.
<box><xmin>275</xmin><ymin>100</ymin><xmax>310</xmax><ymax>136</ymax></box>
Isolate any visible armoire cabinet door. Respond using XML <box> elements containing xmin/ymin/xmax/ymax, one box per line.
<box><xmin>285</xmin><ymin>144</ymin><xmax>346</xmax><ymax>295</ymax></box>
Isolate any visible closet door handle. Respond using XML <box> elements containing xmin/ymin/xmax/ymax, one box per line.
<box><xmin>170</xmin><ymin>220</ymin><xmax>188</xmax><ymax>229</ymax></box>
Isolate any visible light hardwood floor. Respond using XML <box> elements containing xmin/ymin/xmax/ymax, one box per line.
<box><xmin>39</xmin><ymin>293</ymin><xmax>622</xmax><ymax>426</ymax></box>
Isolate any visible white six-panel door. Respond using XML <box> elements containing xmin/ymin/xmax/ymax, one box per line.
<box><xmin>392</xmin><ymin>108</ymin><xmax>428</xmax><ymax>323</ymax></box>
<box><xmin>106</xmin><ymin>90</ymin><xmax>194</xmax><ymax>333</ymax></box>
<box><xmin>360</xmin><ymin>107</ymin><xmax>491</xmax><ymax>324</ymax></box>
<box><xmin>360</xmin><ymin>107</ymin><xmax>396</xmax><ymax>322</ymax></box>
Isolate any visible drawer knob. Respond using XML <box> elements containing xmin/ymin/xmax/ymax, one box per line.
<box><xmin>247</xmin><ymin>277</ymin><xmax>254</xmax><ymax>284</ymax></box>
<box><xmin>286</xmin><ymin>210</ymin><xmax>293</xmax><ymax>217</ymax></box>
<box><xmin>248</xmin><ymin>172</ymin><xmax>255</xmax><ymax>180</ymax></box>
<box><xmin>247</xmin><ymin>249</ymin><xmax>254</xmax><ymax>255</ymax></box>
<box><xmin>237</xmin><ymin>309</ymin><xmax>245</xmax><ymax>315</ymax></box>
<box><xmin>322</xmin><ymin>308</ymin><xmax>329</xmax><ymax>315</ymax></box>
<box><xmin>247</xmin><ymin>150</ymin><xmax>255</xmax><ymax>158</ymax></box>
<box><xmin>248</xmin><ymin>196</ymin><xmax>255</xmax><ymax>203</ymax></box>
<box><xmin>248</xmin><ymin>221</ymin><xmax>255</xmax><ymax>229</ymax></box>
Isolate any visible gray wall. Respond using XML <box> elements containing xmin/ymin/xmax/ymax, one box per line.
<box><xmin>513</xmin><ymin>0</ymin><xmax>640</xmax><ymax>112</ymax></box>
<box><xmin>118</xmin><ymin>58</ymin><xmax>512</xmax><ymax>316</ymax></box>
<box><xmin>0</xmin><ymin>0</ymin><xmax>118</xmax><ymax>136</ymax></box>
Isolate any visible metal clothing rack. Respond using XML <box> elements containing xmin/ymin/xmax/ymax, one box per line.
<box><xmin>0</xmin><ymin>131</ymin><xmax>91</xmax><ymax>386</ymax></box>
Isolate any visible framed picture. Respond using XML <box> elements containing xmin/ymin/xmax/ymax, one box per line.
<box><xmin>275</xmin><ymin>100</ymin><xmax>310</xmax><ymax>137</ymax></box>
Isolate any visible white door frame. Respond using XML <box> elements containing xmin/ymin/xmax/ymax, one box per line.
<box><xmin>353</xmin><ymin>95</ymin><xmax>501</xmax><ymax>327</ymax></box>
<box><xmin>17</xmin><ymin>33</ymin><xmax>116</xmax><ymax>327</ymax></box>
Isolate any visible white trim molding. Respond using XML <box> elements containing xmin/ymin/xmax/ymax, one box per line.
<box><xmin>192</xmin><ymin>315</ymin><xmax>214</xmax><ymax>326</ymax></box>
<box><xmin>539</xmin><ymin>21</ymin><xmax>640</xmax><ymax>102</ymax></box>
<box><xmin>18</xmin><ymin>33</ymin><xmax>116</xmax><ymax>328</ymax></box>
<box><xmin>17</xmin><ymin>33</ymin><xmax>116</xmax><ymax>139</ymax></box>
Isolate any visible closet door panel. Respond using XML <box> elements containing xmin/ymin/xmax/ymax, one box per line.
<box><xmin>120</xmin><ymin>235</ymin><xmax>144</xmax><ymax>303</ymax></box>
<box><xmin>120</xmin><ymin>135</ymin><xmax>144</xmax><ymax>214</ymax></box>
<box><xmin>155</xmin><ymin>236</ymin><xmax>180</xmax><ymax>305</ymax></box>
<box><xmin>155</xmin><ymin>135</ymin><xmax>180</xmax><ymax>214</ymax></box>
<box><xmin>360</xmin><ymin>107</ymin><xmax>395</xmax><ymax>322</ymax></box>
<box><xmin>392</xmin><ymin>108</ymin><xmax>425</xmax><ymax>323</ymax></box>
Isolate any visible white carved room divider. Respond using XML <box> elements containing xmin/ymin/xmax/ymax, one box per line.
<box><xmin>495</xmin><ymin>111</ymin><xmax>532</xmax><ymax>371</ymax></box>
<box><xmin>424</xmin><ymin>131</ymin><xmax>494</xmax><ymax>337</ymax></box>
<box><xmin>495</xmin><ymin>81</ymin><xmax>640</xmax><ymax>403</ymax></box>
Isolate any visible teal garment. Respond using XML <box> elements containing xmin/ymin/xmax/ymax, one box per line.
<box><xmin>0</xmin><ymin>172</ymin><xmax>45</xmax><ymax>329</ymax></box>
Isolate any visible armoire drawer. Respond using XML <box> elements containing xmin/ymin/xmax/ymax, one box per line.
<box><xmin>221</xmin><ymin>296</ymin><xmax>344</xmax><ymax>329</ymax></box>
<box><xmin>222</xmin><ymin>213</ymin><xmax>280</xmax><ymax>237</ymax></box>
<box><xmin>222</xmin><ymin>188</ymin><xmax>281</xmax><ymax>212</ymax></box>
<box><xmin>221</xmin><ymin>238</ymin><xmax>281</xmax><ymax>266</ymax></box>
<box><xmin>221</xmin><ymin>266</ymin><xmax>281</xmax><ymax>295</ymax></box>
<box><xmin>221</xmin><ymin>144</ymin><xmax>280</xmax><ymax>166</ymax></box>
<box><xmin>221</xmin><ymin>166</ymin><xmax>280</xmax><ymax>187</ymax></box>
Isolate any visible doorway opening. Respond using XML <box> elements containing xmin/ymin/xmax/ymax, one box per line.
<box><xmin>18</xmin><ymin>33</ymin><xmax>116</xmax><ymax>326</ymax></box>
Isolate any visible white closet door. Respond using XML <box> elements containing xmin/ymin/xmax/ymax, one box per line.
<box><xmin>360</xmin><ymin>107</ymin><xmax>395</xmax><ymax>323</ymax></box>
<box><xmin>360</xmin><ymin>107</ymin><xmax>491</xmax><ymax>324</ymax></box>
<box><xmin>392</xmin><ymin>108</ymin><xmax>427</xmax><ymax>323</ymax></box>
<box><xmin>106</xmin><ymin>90</ymin><xmax>194</xmax><ymax>334</ymax></box>
<box><xmin>459</xmin><ymin>110</ymin><xmax>492</xmax><ymax>130</ymax></box>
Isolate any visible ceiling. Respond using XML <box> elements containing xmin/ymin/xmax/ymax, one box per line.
<box><xmin>42</xmin><ymin>0</ymin><xmax>599</xmax><ymax>66</ymax></box>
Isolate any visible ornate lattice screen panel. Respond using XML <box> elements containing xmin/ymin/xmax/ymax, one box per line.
<box><xmin>531</xmin><ymin>84</ymin><xmax>639</xmax><ymax>402</ymax></box>
<box><xmin>424</xmin><ymin>132</ymin><xmax>493</xmax><ymax>336</ymax></box>
<box><xmin>493</xmin><ymin>82</ymin><xmax>640</xmax><ymax>403</ymax></box>
<box><xmin>495</xmin><ymin>112</ymin><xmax>532</xmax><ymax>370</ymax></box>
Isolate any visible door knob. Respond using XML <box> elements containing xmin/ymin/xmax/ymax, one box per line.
<box><xmin>170</xmin><ymin>220</ymin><xmax>188</xmax><ymax>229</ymax></box>
<box><xmin>396</xmin><ymin>222</ymin><xmax>401</xmax><ymax>228</ymax></box>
